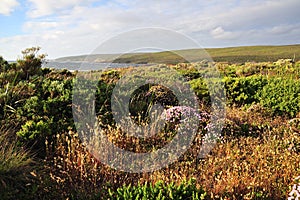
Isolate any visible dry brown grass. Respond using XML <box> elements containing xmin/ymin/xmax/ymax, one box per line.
<box><xmin>43</xmin><ymin>107</ymin><xmax>300</xmax><ymax>199</ymax></box>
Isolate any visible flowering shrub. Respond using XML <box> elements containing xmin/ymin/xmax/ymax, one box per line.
<box><xmin>164</xmin><ymin>106</ymin><xmax>208</xmax><ymax>122</ymax></box>
<box><xmin>163</xmin><ymin>106</ymin><xmax>210</xmax><ymax>133</ymax></box>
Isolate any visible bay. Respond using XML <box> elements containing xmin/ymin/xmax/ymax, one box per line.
<box><xmin>43</xmin><ymin>61</ymin><xmax>144</xmax><ymax>71</ymax></box>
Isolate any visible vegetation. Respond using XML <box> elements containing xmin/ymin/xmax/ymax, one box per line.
<box><xmin>54</xmin><ymin>44</ymin><xmax>300</xmax><ymax>64</ymax></box>
<box><xmin>0</xmin><ymin>47</ymin><xmax>300</xmax><ymax>199</ymax></box>
<box><xmin>107</xmin><ymin>179</ymin><xmax>206</xmax><ymax>199</ymax></box>
<box><xmin>0</xmin><ymin>128</ymin><xmax>34</xmax><ymax>199</ymax></box>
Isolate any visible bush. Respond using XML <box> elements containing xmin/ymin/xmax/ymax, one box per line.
<box><xmin>11</xmin><ymin>74</ymin><xmax>74</xmax><ymax>149</ymax></box>
<box><xmin>0</xmin><ymin>56</ymin><xmax>10</xmax><ymax>72</ymax></box>
<box><xmin>108</xmin><ymin>179</ymin><xmax>206</xmax><ymax>200</ymax></box>
<box><xmin>258</xmin><ymin>77</ymin><xmax>300</xmax><ymax>117</ymax></box>
<box><xmin>224</xmin><ymin>75</ymin><xmax>268</xmax><ymax>106</ymax></box>
<box><xmin>16</xmin><ymin>47</ymin><xmax>46</xmax><ymax>80</ymax></box>
<box><xmin>189</xmin><ymin>78</ymin><xmax>210</xmax><ymax>104</ymax></box>
<box><xmin>17</xmin><ymin>120</ymin><xmax>51</xmax><ymax>140</ymax></box>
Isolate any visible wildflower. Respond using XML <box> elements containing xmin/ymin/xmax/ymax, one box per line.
<box><xmin>163</xmin><ymin>106</ymin><xmax>209</xmax><ymax>132</ymax></box>
<box><xmin>164</xmin><ymin>106</ymin><xmax>208</xmax><ymax>123</ymax></box>
<box><xmin>288</xmin><ymin>176</ymin><xmax>300</xmax><ymax>200</ymax></box>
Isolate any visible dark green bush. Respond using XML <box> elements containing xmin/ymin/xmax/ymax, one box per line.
<box><xmin>128</xmin><ymin>84</ymin><xmax>178</xmax><ymax>123</ymax></box>
<box><xmin>13</xmin><ymin>75</ymin><xmax>73</xmax><ymax>142</ymax></box>
<box><xmin>16</xmin><ymin>47</ymin><xmax>45</xmax><ymax>80</ymax></box>
<box><xmin>0</xmin><ymin>49</ymin><xmax>74</xmax><ymax>152</ymax></box>
<box><xmin>95</xmin><ymin>78</ymin><xmax>115</xmax><ymax>127</ymax></box>
<box><xmin>0</xmin><ymin>56</ymin><xmax>11</xmax><ymax>72</ymax></box>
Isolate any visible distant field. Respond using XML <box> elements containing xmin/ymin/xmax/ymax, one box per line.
<box><xmin>55</xmin><ymin>44</ymin><xmax>300</xmax><ymax>64</ymax></box>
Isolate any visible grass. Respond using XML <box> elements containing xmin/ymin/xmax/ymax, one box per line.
<box><xmin>139</xmin><ymin>107</ymin><xmax>300</xmax><ymax>199</ymax></box>
<box><xmin>55</xmin><ymin>44</ymin><xmax>300</xmax><ymax>64</ymax></box>
<box><xmin>0</xmin><ymin>128</ymin><xmax>35</xmax><ymax>199</ymax></box>
<box><xmin>38</xmin><ymin>106</ymin><xmax>300</xmax><ymax>199</ymax></box>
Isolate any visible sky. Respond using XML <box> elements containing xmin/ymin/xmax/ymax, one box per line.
<box><xmin>0</xmin><ymin>0</ymin><xmax>300</xmax><ymax>60</ymax></box>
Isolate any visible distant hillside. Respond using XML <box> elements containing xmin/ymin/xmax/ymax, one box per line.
<box><xmin>55</xmin><ymin>54</ymin><xmax>121</xmax><ymax>62</ymax></box>
<box><xmin>55</xmin><ymin>44</ymin><xmax>300</xmax><ymax>64</ymax></box>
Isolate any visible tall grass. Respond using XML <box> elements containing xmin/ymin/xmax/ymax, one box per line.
<box><xmin>42</xmin><ymin>106</ymin><xmax>300</xmax><ymax>199</ymax></box>
<box><xmin>0</xmin><ymin>128</ymin><xmax>34</xmax><ymax>199</ymax></box>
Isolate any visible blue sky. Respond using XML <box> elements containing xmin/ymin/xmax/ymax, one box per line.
<box><xmin>0</xmin><ymin>0</ymin><xmax>300</xmax><ymax>60</ymax></box>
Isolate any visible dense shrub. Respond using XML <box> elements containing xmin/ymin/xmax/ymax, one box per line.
<box><xmin>0</xmin><ymin>56</ymin><xmax>10</xmax><ymax>72</ymax></box>
<box><xmin>108</xmin><ymin>179</ymin><xmax>206</xmax><ymax>200</ymax></box>
<box><xmin>224</xmin><ymin>75</ymin><xmax>268</xmax><ymax>106</ymax></box>
<box><xmin>16</xmin><ymin>47</ymin><xmax>45</xmax><ymax>80</ymax></box>
<box><xmin>258</xmin><ymin>77</ymin><xmax>300</xmax><ymax>117</ymax></box>
<box><xmin>0</xmin><ymin>48</ymin><xmax>74</xmax><ymax>152</ymax></box>
<box><xmin>128</xmin><ymin>84</ymin><xmax>179</xmax><ymax>123</ymax></box>
<box><xmin>189</xmin><ymin>78</ymin><xmax>210</xmax><ymax>104</ymax></box>
<box><xmin>10</xmin><ymin>73</ymin><xmax>74</xmax><ymax>146</ymax></box>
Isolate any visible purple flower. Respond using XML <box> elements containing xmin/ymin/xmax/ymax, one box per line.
<box><xmin>163</xmin><ymin>106</ymin><xmax>209</xmax><ymax>126</ymax></box>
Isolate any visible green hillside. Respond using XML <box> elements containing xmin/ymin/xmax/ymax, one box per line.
<box><xmin>55</xmin><ymin>44</ymin><xmax>300</xmax><ymax>64</ymax></box>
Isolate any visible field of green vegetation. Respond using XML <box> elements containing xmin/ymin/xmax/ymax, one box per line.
<box><xmin>55</xmin><ymin>44</ymin><xmax>300</xmax><ymax>64</ymax></box>
<box><xmin>1</xmin><ymin>47</ymin><xmax>300</xmax><ymax>199</ymax></box>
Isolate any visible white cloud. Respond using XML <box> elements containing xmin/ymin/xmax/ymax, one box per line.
<box><xmin>0</xmin><ymin>0</ymin><xmax>19</xmax><ymax>15</ymax></box>
<box><xmin>0</xmin><ymin>34</ymin><xmax>45</xmax><ymax>60</ymax></box>
<box><xmin>23</xmin><ymin>21</ymin><xmax>59</xmax><ymax>32</ymax></box>
<box><xmin>211</xmin><ymin>27</ymin><xmax>225</xmax><ymax>37</ymax></box>
<box><xmin>211</xmin><ymin>27</ymin><xmax>233</xmax><ymax>39</ymax></box>
<box><xmin>210</xmin><ymin>0</ymin><xmax>300</xmax><ymax>30</ymax></box>
<box><xmin>27</xmin><ymin>0</ymin><xmax>98</xmax><ymax>18</ymax></box>
<box><xmin>1</xmin><ymin>0</ymin><xmax>300</xmax><ymax>60</ymax></box>
<box><xmin>269</xmin><ymin>24</ymin><xmax>300</xmax><ymax>35</ymax></box>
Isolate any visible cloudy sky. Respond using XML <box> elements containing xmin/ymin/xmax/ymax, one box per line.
<box><xmin>0</xmin><ymin>0</ymin><xmax>299</xmax><ymax>60</ymax></box>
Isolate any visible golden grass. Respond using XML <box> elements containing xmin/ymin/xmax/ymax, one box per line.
<box><xmin>42</xmin><ymin>107</ymin><xmax>300</xmax><ymax>199</ymax></box>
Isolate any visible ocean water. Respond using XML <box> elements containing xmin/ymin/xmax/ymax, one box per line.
<box><xmin>43</xmin><ymin>61</ymin><xmax>143</xmax><ymax>71</ymax></box>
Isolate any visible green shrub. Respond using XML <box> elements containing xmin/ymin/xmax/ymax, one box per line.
<box><xmin>17</xmin><ymin>120</ymin><xmax>51</xmax><ymax>140</ymax></box>
<box><xmin>16</xmin><ymin>47</ymin><xmax>45</xmax><ymax>80</ymax></box>
<box><xmin>0</xmin><ymin>56</ymin><xmax>11</xmax><ymax>72</ymax></box>
<box><xmin>108</xmin><ymin>179</ymin><xmax>206</xmax><ymax>200</ymax></box>
<box><xmin>128</xmin><ymin>84</ymin><xmax>178</xmax><ymax>123</ymax></box>
<box><xmin>13</xmin><ymin>76</ymin><xmax>73</xmax><ymax>143</ymax></box>
<box><xmin>189</xmin><ymin>78</ymin><xmax>210</xmax><ymax>104</ymax></box>
<box><xmin>258</xmin><ymin>77</ymin><xmax>300</xmax><ymax>117</ymax></box>
<box><xmin>95</xmin><ymin>78</ymin><xmax>115</xmax><ymax>126</ymax></box>
<box><xmin>224</xmin><ymin>75</ymin><xmax>268</xmax><ymax>106</ymax></box>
